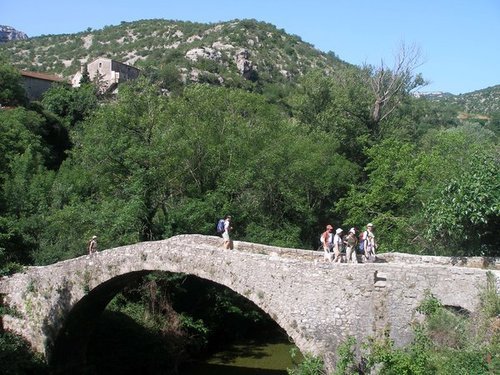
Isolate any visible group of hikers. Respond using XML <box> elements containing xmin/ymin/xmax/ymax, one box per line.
<box><xmin>320</xmin><ymin>223</ymin><xmax>377</xmax><ymax>263</ymax></box>
<box><xmin>89</xmin><ymin>216</ymin><xmax>376</xmax><ymax>262</ymax></box>
<box><xmin>216</xmin><ymin>215</ymin><xmax>377</xmax><ymax>263</ymax></box>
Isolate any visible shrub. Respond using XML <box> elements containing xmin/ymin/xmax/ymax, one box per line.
<box><xmin>334</xmin><ymin>336</ymin><xmax>357</xmax><ymax>374</ymax></box>
<box><xmin>288</xmin><ymin>353</ymin><xmax>326</xmax><ymax>375</ymax></box>
<box><xmin>480</xmin><ymin>272</ymin><xmax>500</xmax><ymax>319</ymax></box>
<box><xmin>0</xmin><ymin>331</ymin><xmax>48</xmax><ymax>374</ymax></box>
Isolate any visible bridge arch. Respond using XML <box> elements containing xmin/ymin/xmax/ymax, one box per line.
<box><xmin>1</xmin><ymin>234</ymin><xmax>498</xmax><ymax>372</ymax></box>
<box><xmin>50</xmin><ymin>268</ymin><xmax>299</xmax><ymax>373</ymax></box>
<box><xmin>50</xmin><ymin>271</ymin><xmax>149</xmax><ymax>371</ymax></box>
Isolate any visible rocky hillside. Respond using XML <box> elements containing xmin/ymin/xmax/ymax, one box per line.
<box><xmin>438</xmin><ymin>85</ymin><xmax>500</xmax><ymax>115</ymax></box>
<box><xmin>0</xmin><ymin>19</ymin><xmax>347</xmax><ymax>86</ymax></box>
<box><xmin>0</xmin><ymin>25</ymin><xmax>28</xmax><ymax>43</ymax></box>
<box><xmin>417</xmin><ymin>85</ymin><xmax>500</xmax><ymax>117</ymax></box>
<box><xmin>2</xmin><ymin>18</ymin><xmax>497</xmax><ymax>116</ymax></box>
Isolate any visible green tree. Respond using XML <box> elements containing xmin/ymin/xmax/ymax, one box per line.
<box><xmin>0</xmin><ymin>108</ymin><xmax>56</xmax><ymax>268</ymax></box>
<box><xmin>486</xmin><ymin>111</ymin><xmax>500</xmax><ymax>135</ymax></box>
<box><xmin>288</xmin><ymin>68</ymin><xmax>372</xmax><ymax>164</ymax></box>
<box><xmin>424</xmin><ymin>152</ymin><xmax>499</xmax><ymax>255</ymax></box>
<box><xmin>41</xmin><ymin>82</ymin><xmax>98</xmax><ymax>127</ymax></box>
<box><xmin>49</xmin><ymin>79</ymin><xmax>170</xmax><ymax>245</ymax></box>
<box><xmin>165</xmin><ymin>83</ymin><xmax>358</xmax><ymax>247</ymax></box>
<box><xmin>336</xmin><ymin>138</ymin><xmax>423</xmax><ymax>252</ymax></box>
<box><xmin>0</xmin><ymin>60</ymin><xmax>27</xmax><ymax>107</ymax></box>
<box><xmin>79</xmin><ymin>65</ymin><xmax>91</xmax><ymax>85</ymax></box>
<box><xmin>338</xmin><ymin>121</ymin><xmax>498</xmax><ymax>255</ymax></box>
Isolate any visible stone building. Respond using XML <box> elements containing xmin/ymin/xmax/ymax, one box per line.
<box><xmin>72</xmin><ymin>58</ymin><xmax>140</xmax><ymax>93</ymax></box>
<box><xmin>20</xmin><ymin>70</ymin><xmax>65</xmax><ymax>101</ymax></box>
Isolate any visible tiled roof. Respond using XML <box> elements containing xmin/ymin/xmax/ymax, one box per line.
<box><xmin>20</xmin><ymin>70</ymin><xmax>65</xmax><ymax>82</ymax></box>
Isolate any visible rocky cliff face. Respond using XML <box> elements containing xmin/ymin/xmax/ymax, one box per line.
<box><xmin>0</xmin><ymin>25</ymin><xmax>28</xmax><ymax>43</ymax></box>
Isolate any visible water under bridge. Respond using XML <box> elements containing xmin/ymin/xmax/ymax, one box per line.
<box><xmin>1</xmin><ymin>234</ymin><xmax>498</xmax><ymax>372</ymax></box>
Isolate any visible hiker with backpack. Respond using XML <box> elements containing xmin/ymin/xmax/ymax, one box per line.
<box><xmin>219</xmin><ymin>215</ymin><xmax>233</xmax><ymax>250</ymax></box>
<box><xmin>320</xmin><ymin>224</ymin><xmax>334</xmax><ymax>261</ymax></box>
<box><xmin>216</xmin><ymin>218</ymin><xmax>225</xmax><ymax>237</ymax></box>
<box><xmin>345</xmin><ymin>228</ymin><xmax>358</xmax><ymax>263</ymax></box>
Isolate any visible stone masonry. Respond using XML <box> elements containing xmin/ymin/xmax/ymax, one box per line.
<box><xmin>1</xmin><ymin>234</ymin><xmax>499</xmax><ymax>372</ymax></box>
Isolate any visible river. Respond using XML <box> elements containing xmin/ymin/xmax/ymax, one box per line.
<box><xmin>180</xmin><ymin>334</ymin><xmax>303</xmax><ymax>375</ymax></box>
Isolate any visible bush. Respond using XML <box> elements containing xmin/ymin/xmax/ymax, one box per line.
<box><xmin>364</xmin><ymin>330</ymin><xmax>434</xmax><ymax>375</ymax></box>
<box><xmin>480</xmin><ymin>272</ymin><xmax>500</xmax><ymax>319</ymax></box>
<box><xmin>430</xmin><ymin>348</ymin><xmax>489</xmax><ymax>375</ymax></box>
<box><xmin>287</xmin><ymin>353</ymin><xmax>326</xmax><ymax>375</ymax></box>
<box><xmin>0</xmin><ymin>331</ymin><xmax>48</xmax><ymax>374</ymax></box>
<box><xmin>334</xmin><ymin>336</ymin><xmax>357</xmax><ymax>374</ymax></box>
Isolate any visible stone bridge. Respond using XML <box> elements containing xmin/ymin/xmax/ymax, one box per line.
<box><xmin>1</xmin><ymin>234</ymin><xmax>499</xmax><ymax>372</ymax></box>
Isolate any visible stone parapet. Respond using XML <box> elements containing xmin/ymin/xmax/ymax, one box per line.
<box><xmin>377</xmin><ymin>252</ymin><xmax>499</xmax><ymax>269</ymax></box>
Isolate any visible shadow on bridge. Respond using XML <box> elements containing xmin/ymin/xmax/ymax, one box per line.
<box><xmin>49</xmin><ymin>271</ymin><xmax>149</xmax><ymax>374</ymax></box>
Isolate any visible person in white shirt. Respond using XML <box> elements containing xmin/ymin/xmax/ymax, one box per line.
<box><xmin>223</xmin><ymin>215</ymin><xmax>233</xmax><ymax>250</ymax></box>
<box><xmin>333</xmin><ymin>228</ymin><xmax>344</xmax><ymax>263</ymax></box>
<box><xmin>363</xmin><ymin>223</ymin><xmax>377</xmax><ymax>261</ymax></box>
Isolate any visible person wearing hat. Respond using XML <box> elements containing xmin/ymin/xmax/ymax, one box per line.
<box><xmin>333</xmin><ymin>228</ymin><xmax>344</xmax><ymax>263</ymax></box>
<box><xmin>320</xmin><ymin>224</ymin><xmax>334</xmax><ymax>261</ymax></box>
<box><xmin>364</xmin><ymin>223</ymin><xmax>377</xmax><ymax>261</ymax></box>
<box><xmin>345</xmin><ymin>228</ymin><xmax>358</xmax><ymax>263</ymax></box>
<box><xmin>88</xmin><ymin>235</ymin><xmax>98</xmax><ymax>256</ymax></box>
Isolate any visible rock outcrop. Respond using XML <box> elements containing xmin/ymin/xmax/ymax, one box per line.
<box><xmin>185</xmin><ymin>47</ymin><xmax>221</xmax><ymax>62</ymax></box>
<box><xmin>0</xmin><ymin>25</ymin><xmax>28</xmax><ymax>43</ymax></box>
<box><xmin>234</xmin><ymin>48</ymin><xmax>255</xmax><ymax>79</ymax></box>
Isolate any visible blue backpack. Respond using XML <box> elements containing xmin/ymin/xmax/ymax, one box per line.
<box><xmin>216</xmin><ymin>219</ymin><xmax>225</xmax><ymax>235</ymax></box>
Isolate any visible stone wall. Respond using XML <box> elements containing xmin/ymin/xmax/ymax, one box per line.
<box><xmin>21</xmin><ymin>76</ymin><xmax>56</xmax><ymax>101</ymax></box>
<box><xmin>377</xmin><ymin>252</ymin><xmax>500</xmax><ymax>270</ymax></box>
<box><xmin>1</xmin><ymin>234</ymin><xmax>498</xmax><ymax>371</ymax></box>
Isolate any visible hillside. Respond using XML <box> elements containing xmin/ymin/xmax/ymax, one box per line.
<box><xmin>2</xmin><ymin>18</ymin><xmax>497</xmax><ymax>116</ymax></box>
<box><xmin>0</xmin><ymin>19</ymin><xmax>347</xmax><ymax>86</ymax></box>
<box><xmin>438</xmin><ymin>85</ymin><xmax>500</xmax><ymax>116</ymax></box>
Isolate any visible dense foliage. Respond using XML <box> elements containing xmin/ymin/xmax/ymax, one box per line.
<box><xmin>0</xmin><ymin>18</ymin><xmax>498</xmax><ymax>373</ymax></box>
<box><xmin>0</xmin><ymin>332</ymin><xmax>48</xmax><ymax>374</ymax></box>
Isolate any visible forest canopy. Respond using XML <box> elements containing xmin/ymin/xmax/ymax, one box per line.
<box><xmin>0</xmin><ymin>56</ymin><xmax>499</xmax><ymax>275</ymax></box>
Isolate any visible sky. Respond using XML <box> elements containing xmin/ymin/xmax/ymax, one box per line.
<box><xmin>2</xmin><ymin>0</ymin><xmax>499</xmax><ymax>94</ymax></box>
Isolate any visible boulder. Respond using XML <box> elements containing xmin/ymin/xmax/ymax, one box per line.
<box><xmin>234</xmin><ymin>49</ymin><xmax>255</xmax><ymax>79</ymax></box>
